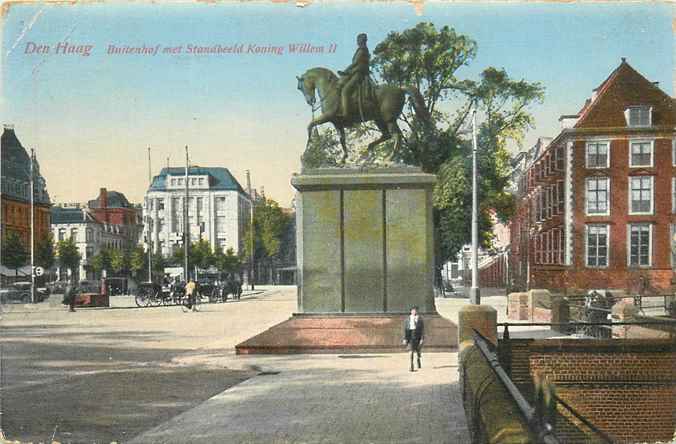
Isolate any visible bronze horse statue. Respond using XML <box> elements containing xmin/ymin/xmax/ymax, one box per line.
<box><xmin>297</xmin><ymin>67</ymin><xmax>429</xmax><ymax>164</ymax></box>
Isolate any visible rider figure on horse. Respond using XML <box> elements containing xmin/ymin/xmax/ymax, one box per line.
<box><xmin>337</xmin><ymin>33</ymin><xmax>371</xmax><ymax>118</ymax></box>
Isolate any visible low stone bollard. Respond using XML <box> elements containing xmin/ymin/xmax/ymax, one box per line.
<box><xmin>550</xmin><ymin>297</ymin><xmax>570</xmax><ymax>334</ymax></box>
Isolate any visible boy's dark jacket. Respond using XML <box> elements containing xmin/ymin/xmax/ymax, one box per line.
<box><xmin>403</xmin><ymin>316</ymin><xmax>425</xmax><ymax>341</ymax></box>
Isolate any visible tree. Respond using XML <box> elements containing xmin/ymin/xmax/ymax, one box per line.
<box><xmin>370</xmin><ymin>23</ymin><xmax>544</xmax><ymax>264</ymax></box>
<box><xmin>214</xmin><ymin>247</ymin><xmax>241</xmax><ymax>275</ymax></box>
<box><xmin>110</xmin><ymin>248</ymin><xmax>128</xmax><ymax>276</ymax></box>
<box><xmin>243</xmin><ymin>198</ymin><xmax>292</xmax><ymax>283</ymax></box>
<box><xmin>191</xmin><ymin>239</ymin><xmax>213</xmax><ymax>271</ymax></box>
<box><xmin>90</xmin><ymin>248</ymin><xmax>111</xmax><ymax>277</ymax></box>
<box><xmin>56</xmin><ymin>237</ymin><xmax>81</xmax><ymax>281</ymax></box>
<box><xmin>129</xmin><ymin>246</ymin><xmax>146</xmax><ymax>278</ymax></box>
<box><xmin>36</xmin><ymin>233</ymin><xmax>56</xmax><ymax>270</ymax></box>
<box><xmin>2</xmin><ymin>232</ymin><xmax>28</xmax><ymax>277</ymax></box>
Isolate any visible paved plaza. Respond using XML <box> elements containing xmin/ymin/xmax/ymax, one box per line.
<box><xmin>0</xmin><ymin>286</ymin><xmax>539</xmax><ymax>443</ymax></box>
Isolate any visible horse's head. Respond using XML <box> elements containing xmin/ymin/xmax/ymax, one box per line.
<box><xmin>296</xmin><ymin>74</ymin><xmax>316</xmax><ymax>107</ymax></box>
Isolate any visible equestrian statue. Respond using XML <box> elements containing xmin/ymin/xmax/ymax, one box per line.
<box><xmin>297</xmin><ymin>33</ymin><xmax>429</xmax><ymax>164</ymax></box>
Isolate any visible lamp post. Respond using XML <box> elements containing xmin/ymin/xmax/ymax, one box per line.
<box><xmin>147</xmin><ymin>146</ymin><xmax>153</xmax><ymax>283</ymax></box>
<box><xmin>469</xmin><ymin>108</ymin><xmax>481</xmax><ymax>305</ymax></box>
<box><xmin>29</xmin><ymin>149</ymin><xmax>35</xmax><ymax>304</ymax></box>
<box><xmin>184</xmin><ymin>145</ymin><xmax>190</xmax><ymax>282</ymax></box>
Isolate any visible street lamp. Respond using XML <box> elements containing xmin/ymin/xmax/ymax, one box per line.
<box><xmin>469</xmin><ymin>108</ymin><xmax>480</xmax><ymax>305</ymax></box>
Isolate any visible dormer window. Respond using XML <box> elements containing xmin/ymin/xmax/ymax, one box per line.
<box><xmin>625</xmin><ymin>106</ymin><xmax>652</xmax><ymax>127</ymax></box>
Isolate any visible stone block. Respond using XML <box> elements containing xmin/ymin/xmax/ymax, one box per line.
<box><xmin>507</xmin><ymin>292</ymin><xmax>529</xmax><ymax>321</ymax></box>
<box><xmin>458</xmin><ymin>304</ymin><xmax>497</xmax><ymax>351</ymax></box>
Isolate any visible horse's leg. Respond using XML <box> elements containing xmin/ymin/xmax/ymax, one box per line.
<box><xmin>333</xmin><ymin>123</ymin><xmax>348</xmax><ymax>164</ymax></box>
<box><xmin>387</xmin><ymin>120</ymin><xmax>403</xmax><ymax>160</ymax></box>
<box><xmin>306</xmin><ymin>114</ymin><xmax>333</xmax><ymax>148</ymax></box>
<box><xmin>365</xmin><ymin>120</ymin><xmax>391</xmax><ymax>161</ymax></box>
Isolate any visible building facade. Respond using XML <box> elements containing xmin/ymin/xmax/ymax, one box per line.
<box><xmin>87</xmin><ymin>188</ymin><xmax>143</xmax><ymax>248</ymax></box>
<box><xmin>509</xmin><ymin>60</ymin><xmax>676</xmax><ymax>294</ymax></box>
<box><xmin>144</xmin><ymin>167</ymin><xmax>251</xmax><ymax>257</ymax></box>
<box><xmin>1</xmin><ymin>126</ymin><xmax>51</xmax><ymax>248</ymax></box>
<box><xmin>51</xmin><ymin>206</ymin><xmax>128</xmax><ymax>280</ymax></box>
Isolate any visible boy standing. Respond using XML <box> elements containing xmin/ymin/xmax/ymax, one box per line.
<box><xmin>403</xmin><ymin>305</ymin><xmax>424</xmax><ymax>372</ymax></box>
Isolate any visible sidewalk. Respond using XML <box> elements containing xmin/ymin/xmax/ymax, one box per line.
<box><xmin>132</xmin><ymin>351</ymin><xmax>469</xmax><ymax>444</ymax></box>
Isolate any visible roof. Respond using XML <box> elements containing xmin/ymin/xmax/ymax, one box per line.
<box><xmin>1</xmin><ymin>127</ymin><xmax>51</xmax><ymax>205</ymax></box>
<box><xmin>574</xmin><ymin>59</ymin><xmax>676</xmax><ymax>129</ymax></box>
<box><xmin>88</xmin><ymin>190</ymin><xmax>132</xmax><ymax>208</ymax></box>
<box><xmin>51</xmin><ymin>207</ymin><xmax>98</xmax><ymax>225</ymax></box>
<box><xmin>148</xmin><ymin>167</ymin><xmax>246</xmax><ymax>194</ymax></box>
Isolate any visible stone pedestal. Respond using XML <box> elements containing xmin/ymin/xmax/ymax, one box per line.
<box><xmin>236</xmin><ymin>167</ymin><xmax>457</xmax><ymax>354</ymax></box>
<box><xmin>294</xmin><ymin>167</ymin><xmax>436</xmax><ymax>314</ymax></box>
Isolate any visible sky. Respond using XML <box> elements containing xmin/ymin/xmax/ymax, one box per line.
<box><xmin>1</xmin><ymin>1</ymin><xmax>673</xmax><ymax>207</ymax></box>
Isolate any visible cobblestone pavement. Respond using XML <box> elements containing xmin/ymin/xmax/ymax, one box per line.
<box><xmin>2</xmin><ymin>286</ymin><xmax>476</xmax><ymax>443</ymax></box>
<box><xmin>132</xmin><ymin>351</ymin><xmax>468</xmax><ymax>444</ymax></box>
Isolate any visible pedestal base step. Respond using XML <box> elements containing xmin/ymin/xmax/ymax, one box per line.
<box><xmin>235</xmin><ymin>313</ymin><xmax>458</xmax><ymax>354</ymax></box>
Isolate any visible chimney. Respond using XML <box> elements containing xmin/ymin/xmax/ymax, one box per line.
<box><xmin>99</xmin><ymin>188</ymin><xmax>108</xmax><ymax>209</ymax></box>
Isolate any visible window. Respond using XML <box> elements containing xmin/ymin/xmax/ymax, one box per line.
<box><xmin>557</xmin><ymin>181</ymin><xmax>565</xmax><ymax>213</ymax></box>
<box><xmin>86</xmin><ymin>229</ymin><xmax>93</xmax><ymax>242</ymax></box>
<box><xmin>70</xmin><ymin>228</ymin><xmax>78</xmax><ymax>239</ymax></box>
<box><xmin>586</xmin><ymin>141</ymin><xmax>609</xmax><ymax>168</ymax></box>
<box><xmin>171</xmin><ymin>179</ymin><xmax>176</xmax><ymax>186</ymax></box>
<box><xmin>586</xmin><ymin>177</ymin><xmax>609</xmax><ymax>215</ymax></box>
<box><xmin>672</xmin><ymin>225</ymin><xmax>676</xmax><ymax>270</ymax></box>
<box><xmin>673</xmin><ymin>178</ymin><xmax>676</xmax><ymax>214</ymax></box>
<box><xmin>629</xmin><ymin>140</ymin><xmax>653</xmax><ymax>167</ymax></box>
<box><xmin>586</xmin><ymin>225</ymin><xmax>609</xmax><ymax>267</ymax></box>
<box><xmin>58</xmin><ymin>228</ymin><xmax>66</xmax><ymax>241</ymax></box>
<box><xmin>158</xmin><ymin>199</ymin><xmax>165</xmax><ymax>210</ymax></box>
<box><xmin>625</xmin><ymin>106</ymin><xmax>652</xmax><ymax>127</ymax></box>
<box><xmin>628</xmin><ymin>224</ymin><xmax>651</xmax><ymax>267</ymax></box>
<box><xmin>629</xmin><ymin>176</ymin><xmax>654</xmax><ymax>214</ymax></box>
<box><xmin>555</xmin><ymin>146</ymin><xmax>565</xmax><ymax>171</ymax></box>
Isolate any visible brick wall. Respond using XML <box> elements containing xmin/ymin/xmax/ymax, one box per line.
<box><xmin>500</xmin><ymin>338</ymin><xmax>675</xmax><ymax>443</ymax></box>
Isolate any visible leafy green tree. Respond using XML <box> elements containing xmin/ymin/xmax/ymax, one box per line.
<box><xmin>35</xmin><ymin>233</ymin><xmax>56</xmax><ymax>270</ymax></box>
<box><xmin>214</xmin><ymin>247</ymin><xmax>241</xmax><ymax>275</ymax></box>
<box><xmin>90</xmin><ymin>248</ymin><xmax>112</xmax><ymax>277</ymax></box>
<box><xmin>56</xmin><ymin>237</ymin><xmax>81</xmax><ymax>281</ymax></box>
<box><xmin>110</xmin><ymin>248</ymin><xmax>128</xmax><ymax>276</ymax></box>
<box><xmin>129</xmin><ymin>246</ymin><xmax>146</xmax><ymax>278</ymax></box>
<box><xmin>191</xmin><ymin>239</ymin><xmax>214</xmax><ymax>271</ymax></box>
<box><xmin>370</xmin><ymin>22</ymin><xmax>544</xmax><ymax>263</ymax></box>
<box><xmin>2</xmin><ymin>232</ymin><xmax>28</xmax><ymax>277</ymax></box>
<box><xmin>243</xmin><ymin>198</ymin><xmax>292</xmax><ymax>283</ymax></box>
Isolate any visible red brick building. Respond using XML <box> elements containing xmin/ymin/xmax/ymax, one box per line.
<box><xmin>87</xmin><ymin>188</ymin><xmax>143</xmax><ymax>249</ymax></box>
<box><xmin>509</xmin><ymin>60</ymin><xmax>676</xmax><ymax>294</ymax></box>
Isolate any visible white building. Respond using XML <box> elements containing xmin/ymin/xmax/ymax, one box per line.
<box><xmin>143</xmin><ymin>167</ymin><xmax>251</xmax><ymax>257</ymax></box>
<box><xmin>51</xmin><ymin>206</ymin><xmax>127</xmax><ymax>280</ymax></box>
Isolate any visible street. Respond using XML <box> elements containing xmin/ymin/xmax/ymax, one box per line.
<box><xmin>0</xmin><ymin>286</ymin><xmax>557</xmax><ymax>443</ymax></box>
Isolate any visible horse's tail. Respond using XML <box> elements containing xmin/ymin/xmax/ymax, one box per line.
<box><xmin>403</xmin><ymin>86</ymin><xmax>430</xmax><ymax>123</ymax></box>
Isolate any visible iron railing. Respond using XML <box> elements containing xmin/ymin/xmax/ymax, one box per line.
<box><xmin>472</xmin><ymin>329</ymin><xmax>560</xmax><ymax>444</ymax></box>
<box><xmin>497</xmin><ymin>320</ymin><xmax>676</xmax><ymax>339</ymax></box>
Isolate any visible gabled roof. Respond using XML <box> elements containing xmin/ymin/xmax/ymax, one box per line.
<box><xmin>88</xmin><ymin>191</ymin><xmax>132</xmax><ymax>208</ymax></box>
<box><xmin>51</xmin><ymin>207</ymin><xmax>98</xmax><ymax>225</ymax></box>
<box><xmin>149</xmin><ymin>167</ymin><xmax>246</xmax><ymax>194</ymax></box>
<box><xmin>574</xmin><ymin>59</ymin><xmax>676</xmax><ymax>128</ymax></box>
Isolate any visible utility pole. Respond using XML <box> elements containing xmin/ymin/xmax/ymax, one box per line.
<box><xmin>470</xmin><ymin>108</ymin><xmax>480</xmax><ymax>305</ymax></box>
<box><xmin>184</xmin><ymin>146</ymin><xmax>189</xmax><ymax>282</ymax></box>
<box><xmin>147</xmin><ymin>147</ymin><xmax>153</xmax><ymax>283</ymax></box>
<box><xmin>246</xmin><ymin>170</ymin><xmax>254</xmax><ymax>291</ymax></box>
<box><xmin>29</xmin><ymin>148</ymin><xmax>35</xmax><ymax>304</ymax></box>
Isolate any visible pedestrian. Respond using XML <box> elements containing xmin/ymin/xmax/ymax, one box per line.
<box><xmin>185</xmin><ymin>278</ymin><xmax>197</xmax><ymax>312</ymax></box>
<box><xmin>64</xmin><ymin>282</ymin><xmax>78</xmax><ymax>312</ymax></box>
<box><xmin>403</xmin><ymin>305</ymin><xmax>424</xmax><ymax>372</ymax></box>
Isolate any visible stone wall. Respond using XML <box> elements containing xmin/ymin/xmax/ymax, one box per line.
<box><xmin>459</xmin><ymin>345</ymin><xmax>532</xmax><ymax>444</ymax></box>
<box><xmin>500</xmin><ymin>338</ymin><xmax>675</xmax><ymax>443</ymax></box>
